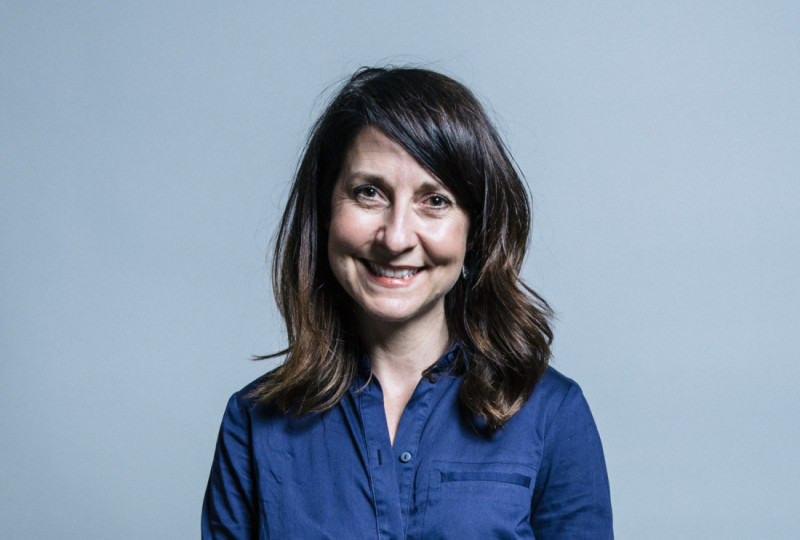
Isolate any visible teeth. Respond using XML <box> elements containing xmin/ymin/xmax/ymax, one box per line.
<box><xmin>366</xmin><ymin>261</ymin><xmax>419</xmax><ymax>279</ymax></box>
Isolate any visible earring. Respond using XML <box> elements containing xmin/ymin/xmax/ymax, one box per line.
<box><xmin>461</xmin><ymin>265</ymin><xmax>468</xmax><ymax>279</ymax></box>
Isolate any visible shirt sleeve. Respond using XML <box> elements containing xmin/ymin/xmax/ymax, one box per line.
<box><xmin>202</xmin><ymin>393</ymin><xmax>259</xmax><ymax>539</ymax></box>
<box><xmin>531</xmin><ymin>383</ymin><xmax>613</xmax><ymax>539</ymax></box>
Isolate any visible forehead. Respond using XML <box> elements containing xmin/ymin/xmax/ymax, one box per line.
<box><xmin>341</xmin><ymin>127</ymin><xmax>446</xmax><ymax>188</ymax></box>
<box><xmin>344</xmin><ymin>126</ymin><xmax>412</xmax><ymax>166</ymax></box>
<box><xmin>349</xmin><ymin>126</ymin><xmax>399</xmax><ymax>152</ymax></box>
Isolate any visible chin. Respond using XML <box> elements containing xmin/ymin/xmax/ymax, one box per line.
<box><xmin>360</xmin><ymin>308</ymin><xmax>416</xmax><ymax>324</ymax></box>
<box><xmin>356</xmin><ymin>298</ymin><xmax>440</xmax><ymax>327</ymax></box>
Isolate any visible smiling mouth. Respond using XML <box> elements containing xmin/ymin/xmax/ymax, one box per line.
<box><xmin>363</xmin><ymin>260</ymin><xmax>422</xmax><ymax>280</ymax></box>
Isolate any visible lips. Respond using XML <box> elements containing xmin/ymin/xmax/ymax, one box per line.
<box><xmin>363</xmin><ymin>260</ymin><xmax>421</xmax><ymax>280</ymax></box>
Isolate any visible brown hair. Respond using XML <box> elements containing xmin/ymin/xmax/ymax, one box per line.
<box><xmin>251</xmin><ymin>67</ymin><xmax>553</xmax><ymax>431</ymax></box>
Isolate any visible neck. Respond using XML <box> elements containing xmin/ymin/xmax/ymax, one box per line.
<box><xmin>358</xmin><ymin>307</ymin><xmax>451</xmax><ymax>383</ymax></box>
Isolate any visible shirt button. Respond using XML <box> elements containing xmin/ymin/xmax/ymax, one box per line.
<box><xmin>399</xmin><ymin>451</ymin><xmax>412</xmax><ymax>463</ymax></box>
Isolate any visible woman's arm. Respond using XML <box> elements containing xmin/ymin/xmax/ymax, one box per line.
<box><xmin>202</xmin><ymin>393</ymin><xmax>259</xmax><ymax>539</ymax></box>
<box><xmin>531</xmin><ymin>384</ymin><xmax>613</xmax><ymax>539</ymax></box>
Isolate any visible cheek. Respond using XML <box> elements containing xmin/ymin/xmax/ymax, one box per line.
<box><xmin>326</xmin><ymin>226</ymin><xmax>351</xmax><ymax>292</ymax></box>
<box><xmin>328</xmin><ymin>210</ymin><xmax>370</xmax><ymax>264</ymax></box>
<box><xmin>427</xmin><ymin>219</ymin><xmax>470</xmax><ymax>262</ymax></box>
<box><xmin>327</xmin><ymin>224</ymin><xmax>348</xmax><ymax>269</ymax></box>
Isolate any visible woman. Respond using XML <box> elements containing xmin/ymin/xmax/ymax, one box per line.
<box><xmin>203</xmin><ymin>67</ymin><xmax>612</xmax><ymax>539</ymax></box>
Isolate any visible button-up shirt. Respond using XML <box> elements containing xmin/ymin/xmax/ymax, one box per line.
<box><xmin>203</xmin><ymin>348</ymin><xmax>613</xmax><ymax>538</ymax></box>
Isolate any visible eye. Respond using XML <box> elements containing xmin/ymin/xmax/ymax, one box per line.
<box><xmin>353</xmin><ymin>185</ymin><xmax>380</xmax><ymax>199</ymax></box>
<box><xmin>426</xmin><ymin>194</ymin><xmax>451</xmax><ymax>208</ymax></box>
<box><xmin>351</xmin><ymin>184</ymin><xmax>387</xmax><ymax>207</ymax></box>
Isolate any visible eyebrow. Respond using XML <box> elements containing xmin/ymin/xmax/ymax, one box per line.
<box><xmin>345</xmin><ymin>171</ymin><xmax>384</xmax><ymax>183</ymax></box>
<box><xmin>344</xmin><ymin>170</ymin><xmax>451</xmax><ymax>194</ymax></box>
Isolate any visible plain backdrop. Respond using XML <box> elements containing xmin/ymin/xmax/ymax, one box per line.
<box><xmin>2</xmin><ymin>2</ymin><xmax>799</xmax><ymax>538</ymax></box>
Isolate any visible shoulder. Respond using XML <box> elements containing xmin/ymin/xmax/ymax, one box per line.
<box><xmin>511</xmin><ymin>365</ymin><xmax>597</xmax><ymax>435</ymax></box>
<box><xmin>528</xmin><ymin>365</ymin><xmax>585</xmax><ymax>410</ymax></box>
<box><xmin>235</xmin><ymin>370</ymin><xmax>276</xmax><ymax>404</ymax></box>
<box><xmin>223</xmin><ymin>368</ymin><xmax>340</xmax><ymax>435</ymax></box>
<box><xmin>218</xmin><ymin>369</ymin><xmax>284</xmax><ymax>425</ymax></box>
<box><xmin>534</xmin><ymin>365</ymin><xmax>580</xmax><ymax>395</ymax></box>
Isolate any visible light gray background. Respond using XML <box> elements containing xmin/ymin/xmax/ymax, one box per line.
<box><xmin>2</xmin><ymin>2</ymin><xmax>798</xmax><ymax>538</ymax></box>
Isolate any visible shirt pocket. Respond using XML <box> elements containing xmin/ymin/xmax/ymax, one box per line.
<box><xmin>416</xmin><ymin>461</ymin><xmax>536</xmax><ymax>539</ymax></box>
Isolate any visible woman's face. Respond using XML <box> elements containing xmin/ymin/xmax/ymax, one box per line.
<box><xmin>327</xmin><ymin>127</ymin><xmax>469</xmax><ymax>328</ymax></box>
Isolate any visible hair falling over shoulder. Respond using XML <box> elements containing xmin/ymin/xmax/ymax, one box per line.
<box><xmin>249</xmin><ymin>66</ymin><xmax>553</xmax><ymax>432</ymax></box>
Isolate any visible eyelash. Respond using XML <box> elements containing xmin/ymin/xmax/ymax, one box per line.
<box><xmin>353</xmin><ymin>186</ymin><xmax>380</xmax><ymax>199</ymax></box>
<box><xmin>352</xmin><ymin>185</ymin><xmax>452</xmax><ymax>210</ymax></box>
<box><xmin>426</xmin><ymin>195</ymin><xmax>450</xmax><ymax>208</ymax></box>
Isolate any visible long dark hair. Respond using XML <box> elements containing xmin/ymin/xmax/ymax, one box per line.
<box><xmin>251</xmin><ymin>67</ymin><xmax>553</xmax><ymax>431</ymax></box>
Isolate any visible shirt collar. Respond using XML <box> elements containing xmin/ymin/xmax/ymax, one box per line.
<box><xmin>356</xmin><ymin>341</ymin><xmax>464</xmax><ymax>382</ymax></box>
<box><xmin>429</xmin><ymin>342</ymin><xmax>462</xmax><ymax>374</ymax></box>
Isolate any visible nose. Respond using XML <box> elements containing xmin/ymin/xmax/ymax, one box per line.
<box><xmin>376</xmin><ymin>204</ymin><xmax>417</xmax><ymax>255</ymax></box>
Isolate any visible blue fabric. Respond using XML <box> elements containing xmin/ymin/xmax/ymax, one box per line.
<box><xmin>202</xmin><ymin>349</ymin><xmax>613</xmax><ymax>539</ymax></box>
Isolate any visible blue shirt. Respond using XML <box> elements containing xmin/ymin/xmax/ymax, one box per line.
<box><xmin>203</xmin><ymin>349</ymin><xmax>613</xmax><ymax>539</ymax></box>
